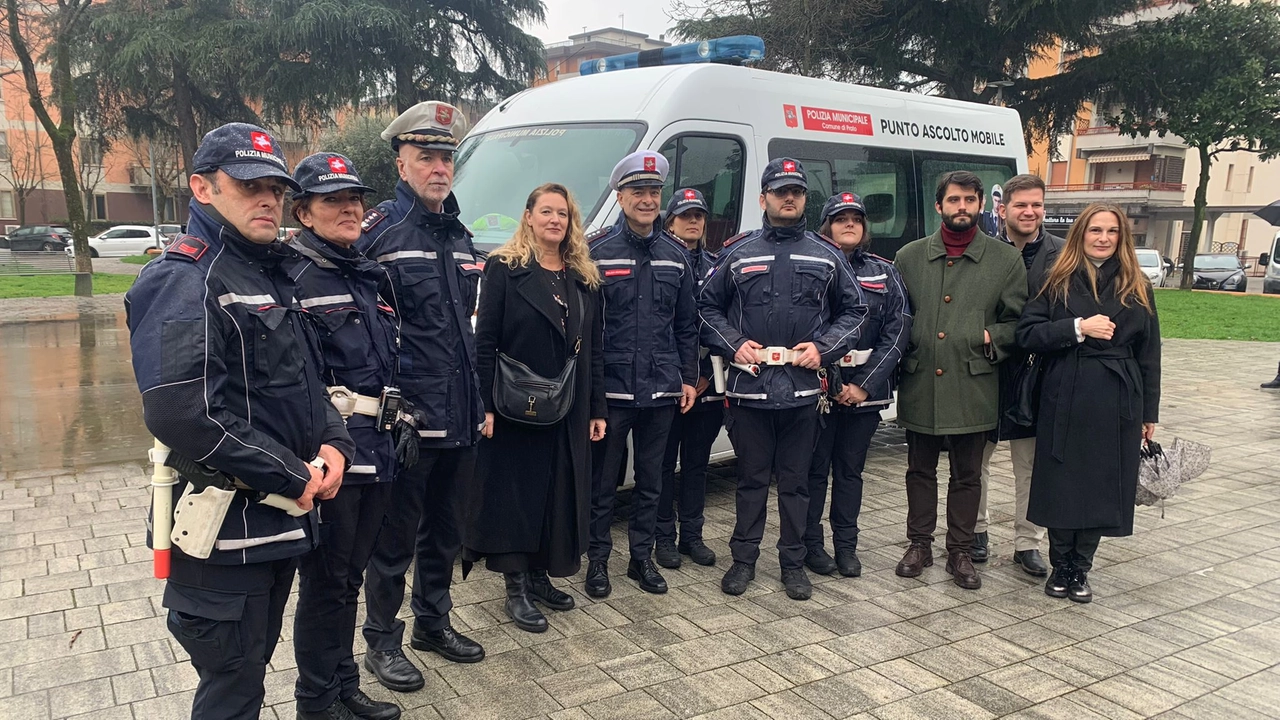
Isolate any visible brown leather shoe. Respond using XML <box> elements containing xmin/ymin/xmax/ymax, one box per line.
<box><xmin>895</xmin><ymin>543</ymin><xmax>933</xmax><ymax>577</ymax></box>
<box><xmin>946</xmin><ymin>551</ymin><xmax>982</xmax><ymax>590</ymax></box>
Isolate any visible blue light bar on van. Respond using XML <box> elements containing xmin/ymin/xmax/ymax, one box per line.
<box><xmin>578</xmin><ymin>35</ymin><xmax>765</xmax><ymax>76</ymax></box>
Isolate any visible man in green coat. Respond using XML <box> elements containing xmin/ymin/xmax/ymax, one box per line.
<box><xmin>892</xmin><ymin>170</ymin><xmax>1027</xmax><ymax>590</ymax></box>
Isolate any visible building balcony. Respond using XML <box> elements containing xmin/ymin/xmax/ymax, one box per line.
<box><xmin>1073</xmin><ymin>126</ymin><xmax>1186</xmax><ymax>155</ymax></box>
<box><xmin>1046</xmin><ymin>181</ymin><xmax>1187</xmax><ymax>209</ymax></box>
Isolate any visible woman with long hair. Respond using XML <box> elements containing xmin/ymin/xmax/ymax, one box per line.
<box><xmin>1016</xmin><ymin>203</ymin><xmax>1160</xmax><ymax>604</ymax></box>
<box><xmin>462</xmin><ymin>183</ymin><xmax>607</xmax><ymax>634</ymax></box>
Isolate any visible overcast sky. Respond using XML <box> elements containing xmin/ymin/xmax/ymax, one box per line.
<box><xmin>526</xmin><ymin>0</ymin><xmax>683</xmax><ymax>44</ymax></box>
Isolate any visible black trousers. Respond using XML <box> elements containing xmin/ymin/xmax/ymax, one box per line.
<box><xmin>805</xmin><ymin>411</ymin><xmax>880</xmax><ymax>552</ymax></box>
<box><xmin>589</xmin><ymin>404</ymin><xmax>677</xmax><ymax>564</ymax></box>
<box><xmin>727</xmin><ymin>405</ymin><xmax>819</xmax><ymax>570</ymax></box>
<box><xmin>165</xmin><ymin>555</ymin><xmax>298</xmax><ymax>720</ymax></box>
<box><xmin>1048</xmin><ymin>528</ymin><xmax>1103</xmax><ymax>571</ymax></box>
<box><xmin>657</xmin><ymin>406</ymin><xmax>723</xmax><ymax>545</ymax></box>
<box><xmin>294</xmin><ymin>483</ymin><xmax>394</xmax><ymax>712</ymax></box>
<box><xmin>905</xmin><ymin>430</ymin><xmax>987</xmax><ymax>553</ymax></box>
<box><xmin>363</xmin><ymin>447</ymin><xmax>473</xmax><ymax>650</ymax></box>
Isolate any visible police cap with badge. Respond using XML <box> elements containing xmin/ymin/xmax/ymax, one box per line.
<box><xmin>192</xmin><ymin>122</ymin><xmax>301</xmax><ymax>192</ymax></box>
<box><xmin>820</xmin><ymin>192</ymin><xmax>867</xmax><ymax>223</ymax></box>
<box><xmin>381</xmin><ymin>100</ymin><xmax>469</xmax><ymax>152</ymax></box>
<box><xmin>666</xmin><ymin>188</ymin><xmax>708</xmax><ymax>219</ymax></box>
<box><xmin>761</xmin><ymin>157</ymin><xmax>808</xmax><ymax>192</ymax></box>
<box><xmin>610</xmin><ymin>150</ymin><xmax>669</xmax><ymax>190</ymax></box>
<box><xmin>291</xmin><ymin>152</ymin><xmax>374</xmax><ymax>198</ymax></box>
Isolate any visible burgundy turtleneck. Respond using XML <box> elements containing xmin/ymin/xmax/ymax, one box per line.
<box><xmin>941</xmin><ymin>224</ymin><xmax>977</xmax><ymax>257</ymax></box>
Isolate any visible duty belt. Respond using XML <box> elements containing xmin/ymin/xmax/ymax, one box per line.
<box><xmin>327</xmin><ymin>386</ymin><xmax>380</xmax><ymax>418</ymax></box>
<box><xmin>838</xmin><ymin>349</ymin><xmax>874</xmax><ymax>367</ymax></box>
<box><xmin>757</xmin><ymin>347</ymin><xmax>799</xmax><ymax>365</ymax></box>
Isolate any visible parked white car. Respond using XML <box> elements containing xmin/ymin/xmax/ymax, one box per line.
<box><xmin>1135</xmin><ymin>248</ymin><xmax>1166</xmax><ymax>287</ymax></box>
<box><xmin>67</xmin><ymin>225</ymin><xmax>163</xmax><ymax>258</ymax></box>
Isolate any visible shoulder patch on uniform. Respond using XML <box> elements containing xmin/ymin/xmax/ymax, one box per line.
<box><xmin>868</xmin><ymin>252</ymin><xmax>892</xmax><ymax>263</ymax></box>
<box><xmin>816</xmin><ymin>233</ymin><xmax>843</xmax><ymax>251</ymax></box>
<box><xmin>587</xmin><ymin>227</ymin><xmax>612</xmax><ymax>243</ymax></box>
<box><xmin>722</xmin><ymin>231</ymin><xmax>750</xmax><ymax>248</ymax></box>
<box><xmin>361</xmin><ymin>208</ymin><xmax>387</xmax><ymax>232</ymax></box>
<box><xmin>165</xmin><ymin>236</ymin><xmax>207</xmax><ymax>262</ymax></box>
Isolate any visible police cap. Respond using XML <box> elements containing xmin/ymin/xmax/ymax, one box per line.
<box><xmin>610</xmin><ymin>150</ymin><xmax>668</xmax><ymax>190</ymax></box>
<box><xmin>820</xmin><ymin>192</ymin><xmax>867</xmax><ymax>223</ymax></box>
<box><xmin>381</xmin><ymin>101</ymin><xmax>468</xmax><ymax>152</ymax></box>
<box><xmin>191</xmin><ymin>123</ymin><xmax>300</xmax><ymax>192</ymax></box>
<box><xmin>761</xmin><ymin>157</ymin><xmax>808</xmax><ymax>192</ymax></box>
<box><xmin>291</xmin><ymin>152</ymin><xmax>374</xmax><ymax>199</ymax></box>
<box><xmin>665</xmin><ymin>188</ymin><xmax>708</xmax><ymax>218</ymax></box>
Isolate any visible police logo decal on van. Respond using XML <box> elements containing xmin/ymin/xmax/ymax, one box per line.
<box><xmin>783</xmin><ymin>104</ymin><xmax>798</xmax><ymax>128</ymax></box>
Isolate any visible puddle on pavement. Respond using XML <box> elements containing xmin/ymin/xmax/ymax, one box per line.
<box><xmin>0</xmin><ymin>311</ymin><xmax>152</xmax><ymax>473</ymax></box>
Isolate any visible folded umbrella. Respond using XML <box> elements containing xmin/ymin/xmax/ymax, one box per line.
<box><xmin>1136</xmin><ymin>437</ymin><xmax>1212</xmax><ymax>516</ymax></box>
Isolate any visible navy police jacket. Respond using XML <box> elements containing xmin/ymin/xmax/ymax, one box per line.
<box><xmin>284</xmin><ymin>230</ymin><xmax>399</xmax><ymax>483</ymax></box>
<box><xmin>358</xmin><ymin>182</ymin><xmax>484</xmax><ymax>448</ymax></box>
<box><xmin>678</xmin><ymin>239</ymin><xmax>724</xmax><ymax>411</ymax></box>
<box><xmin>590</xmin><ymin>215</ymin><xmax>699</xmax><ymax>407</ymax></box>
<box><xmin>698</xmin><ymin>218</ymin><xmax>868</xmax><ymax>410</ymax></box>
<box><xmin>125</xmin><ymin>202</ymin><xmax>355</xmax><ymax>565</ymax></box>
<box><xmin>835</xmin><ymin>247</ymin><xmax>912</xmax><ymax>414</ymax></box>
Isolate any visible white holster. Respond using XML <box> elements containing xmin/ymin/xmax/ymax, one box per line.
<box><xmin>710</xmin><ymin>356</ymin><xmax>727</xmax><ymax>394</ymax></box>
<box><xmin>170</xmin><ymin>483</ymin><xmax>236</xmax><ymax>560</ymax></box>
<box><xmin>838</xmin><ymin>349</ymin><xmax>874</xmax><ymax>367</ymax></box>
<box><xmin>327</xmin><ymin>386</ymin><xmax>381</xmax><ymax>419</ymax></box>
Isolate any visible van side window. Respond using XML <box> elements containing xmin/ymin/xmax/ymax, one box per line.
<box><xmin>658</xmin><ymin>135</ymin><xmax>745</xmax><ymax>252</ymax></box>
<box><xmin>919</xmin><ymin>155</ymin><xmax>1018</xmax><ymax>238</ymax></box>
<box><xmin>770</xmin><ymin>139</ymin><xmax>918</xmax><ymax>258</ymax></box>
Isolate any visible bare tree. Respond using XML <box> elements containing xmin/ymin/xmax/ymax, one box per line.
<box><xmin>126</xmin><ymin>137</ymin><xmax>183</xmax><ymax>222</ymax></box>
<box><xmin>0</xmin><ymin>115</ymin><xmax>53</xmax><ymax>226</ymax></box>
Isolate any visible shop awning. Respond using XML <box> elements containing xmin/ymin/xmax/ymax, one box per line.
<box><xmin>1088</xmin><ymin>149</ymin><xmax>1151</xmax><ymax>164</ymax></box>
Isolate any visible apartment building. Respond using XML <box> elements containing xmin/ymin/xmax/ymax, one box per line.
<box><xmin>539</xmin><ymin>27</ymin><xmax>671</xmax><ymax>84</ymax></box>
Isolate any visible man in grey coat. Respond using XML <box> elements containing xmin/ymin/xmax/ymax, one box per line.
<box><xmin>973</xmin><ymin>174</ymin><xmax>1064</xmax><ymax>577</ymax></box>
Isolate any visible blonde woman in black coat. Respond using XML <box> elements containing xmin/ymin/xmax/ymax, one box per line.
<box><xmin>462</xmin><ymin>183</ymin><xmax>607</xmax><ymax>634</ymax></box>
<box><xmin>1016</xmin><ymin>203</ymin><xmax>1160</xmax><ymax>604</ymax></box>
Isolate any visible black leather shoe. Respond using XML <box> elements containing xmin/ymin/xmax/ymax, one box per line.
<box><xmin>584</xmin><ymin>560</ymin><xmax>611</xmax><ymax>598</ymax></box>
<box><xmin>782</xmin><ymin>567</ymin><xmax>812</xmax><ymax>600</ymax></box>
<box><xmin>970</xmin><ymin>532</ymin><xmax>989</xmax><ymax>563</ymax></box>
<box><xmin>362</xmin><ymin>649</ymin><xmax>424</xmax><ymax>693</ymax></box>
<box><xmin>529</xmin><ymin>569</ymin><xmax>575</xmax><ymax>611</ymax></box>
<box><xmin>627</xmin><ymin>558</ymin><xmax>668</xmax><ymax>594</ymax></box>
<box><xmin>297</xmin><ymin>700</ymin><xmax>357</xmax><ymax>720</ymax></box>
<box><xmin>410</xmin><ymin>625</ymin><xmax>485</xmax><ymax>664</ymax></box>
<box><xmin>836</xmin><ymin>549</ymin><xmax>862</xmax><ymax>577</ymax></box>
<box><xmin>1045</xmin><ymin>564</ymin><xmax>1071</xmax><ymax>598</ymax></box>
<box><xmin>721</xmin><ymin>562</ymin><xmax>755</xmax><ymax>595</ymax></box>
<box><xmin>1068</xmin><ymin>568</ymin><xmax>1093</xmax><ymax>603</ymax></box>
<box><xmin>679</xmin><ymin>539</ymin><xmax>717</xmax><ymax>566</ymax></box>
<box><xmin>1262</xmin><ymin>364</ymin><xmax>1280</xmax><ymax>389</ymax></box>
<box><xmin>342</xmin><ymin>689</ymin><xmax>401</xmax><ymax>720</ymax></box>
<box><xmin>504</xmin><ymin>572</ymin><xmax>548</xmax><ymax>633</ymax></box>
<box><xmin>804</xmin><ymin>546</ymin><xmax>837</xmax><ymax>576</ymax></box>
<box><xmin>655</xmin><ymin>540</ymin><xmax>682</xmax><ymax>569</ymax></box>
<box><xmin>1013</xmin><ymin>549</ymin><xmax>1049</xmax><ymax>577</ymax></box>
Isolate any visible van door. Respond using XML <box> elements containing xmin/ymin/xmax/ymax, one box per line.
<box><xmin>650</xmin><ymin>121</ymin><xmax>754</xmax><ymax>251</ymax></box>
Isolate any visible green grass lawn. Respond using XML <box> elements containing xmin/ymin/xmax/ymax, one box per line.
<box><xmin>1155</xmin><ymin>288</ymin><xmax>1280</xmax><ymax>342</ymax></box>
<box><xmin>119</xmin><ymin>254</ymin><xmax>157</xmax><ymax>265</ymax></box>
<box><xmin>0</xmin><ymin>273</ymin><xmax>137</xmax><ymax>298</ymax></box>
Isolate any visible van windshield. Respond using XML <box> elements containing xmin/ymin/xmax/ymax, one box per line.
<box><xmin>453</xmin><ymin>123</ymin><xmax>645</xmax><ymax>252</ymax></box>
<box><xmin>1135</xmin><ymin>252</ymin><xmax>1160</xmax><ymax>268</ymax></box>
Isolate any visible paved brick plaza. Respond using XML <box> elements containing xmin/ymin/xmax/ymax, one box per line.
<box><xmin>2</xmin><ymin>337</ymin><xmax>1278</xmax><ymax>719</ymax></box>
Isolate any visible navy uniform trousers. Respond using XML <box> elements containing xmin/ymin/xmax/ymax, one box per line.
<box><xmin>166</xmin><ymin>555</ymin><xmax>297</xmax><ymax>720</ymax></box>
<box><xmin>362</xmin><ymin>447</ymin><xmax>474</xmax><ymax>650</ymax></box>
<box><xmin>726</xmin><ymin>405</ymin><xmax>820</xmax><ymax>570</ymax></box>
<box><xmin>804</xmin><ymin>411</ymin><xmax>880</xmax><ymax>553</ymax></box>
<box><xmin>657</xmin><ymin>406</ymin><xmax>723</xmax><ymax>546</ymax></box>
<box><xmin>294</xmin><ymin>483</ymin><xmax>393</xmax><ymax>712</ymax></box>
<box><xmin>589</xmin><ymin>405</ymin><xmax>678</xmax><ymax>564</ymax></box>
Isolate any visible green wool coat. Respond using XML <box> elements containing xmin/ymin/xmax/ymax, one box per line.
<box><xmin>893</xmin><ymin>230</ymin><xmax>1027</xmax><ymax>435</ymax></box>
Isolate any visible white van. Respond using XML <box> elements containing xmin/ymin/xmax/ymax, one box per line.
<box><xmin>1265</xmin><ymin>230</ymin><xmax>1280</xmax><ymax>295</ymax></box>
<box><xmin>452</xmin><ymin>57</ymin><xmax>1029</xmax><ymax>461</ymax></box>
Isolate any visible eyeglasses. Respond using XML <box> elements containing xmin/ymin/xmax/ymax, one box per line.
<box><xmin>768</xmin><ymin>186</ymin><xmax>806</xmax><ymax>199</ymax></box>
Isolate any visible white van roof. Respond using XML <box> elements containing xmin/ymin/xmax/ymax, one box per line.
<box><xmin>473</xmin><ymin>64</ymin><xmax>1024</xmax><ymax>159</ymax></box>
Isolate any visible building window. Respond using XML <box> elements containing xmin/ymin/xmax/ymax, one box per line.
<box><xmin>1239</xmin><ymin>220</ymin><xmax>1250</xmax><ymax>245</ymax></box>
<box><xmin>1225</xmin><ymin>164</ymin><xmax>1235</xmax><ymax>191</ymax></box>
<box><xmin>88</xmin><ymin>194</ymin><xmax>107</xmax><ymax>220</ymax></box>
<box><xmin>1247</xmin><ymin>166</ymin><xmax>1255</xmax><ymax>193</ymax></box>
<box><xmin>0</xmin><ymin>191</ymin><xmax>14</xmax><ymax>220</ymax></box>
<box><xmin>80</xmin><ymin>139</ymin><xmax>104</xmax><ymax>167</ymax></box>
<box><xmin>0</xmin><ymin>131</ymin><xmax>8</xmax><ymax>160</ymax></box>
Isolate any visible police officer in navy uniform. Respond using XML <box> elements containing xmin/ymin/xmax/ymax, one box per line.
<box><xmin>803</xmin><ymin>193</ymin><xmax>911</xmax><ymax>579</ymax></box>
<box><xmin>359</xmin><ymin>101</ymin><xmax>485</xmax><ymax>688</ymax></box>
<box><xmin>126</xmin><ymin>123</ymin><xmax>354</xmax><ymax>720</ymax></box>
<box><xmin>655</xmin><ymin>188</ymin><xmax>722</xmax><ymax>570</ymax></box>
<box><xmin>698</xmin><ymin>158</ymin><xmax>867</xmax><ymax>601</ymax></box>
<box><xmin>585</xmin><ymin>151</ymin><xmax>700</xmax><ymax>598</ymax></box>
<box><xmin>285</xmin><ymin>153</ymin><xmax>402</xmax><ymax>720</ymax></box>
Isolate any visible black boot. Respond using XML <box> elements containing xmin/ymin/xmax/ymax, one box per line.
<box><xmin>970</xmin><ymin>531</ymin><xmax>989</xmax><ymax>563</ymax></box>
<box><xmin>504</xmin><ymin>572</ymin><xmax>548</xmax><ymax>633</ymax></box>
<box><xmin>529</xmin><ymin>569</ymin><xmax>575</xmax><ymax>611</ymax></box>
<box><xmin>1263</xmin><ymin>363</ymin><xmax>1280</xmax><ymax>389</ymax></box>
<box><xmin>1068</xmin><ymin>567</ymin><xmax>1093</xmax><ymax>603</ymax></box>
<box><xmin>1045</xmin><ymin>563</ymin><xmax>1071</xmax><ymax>599</ymax></box>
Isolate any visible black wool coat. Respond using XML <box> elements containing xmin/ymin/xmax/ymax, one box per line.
<box><xmin>463</xmin><ymin>258</ymin><xmax>606</xmax><ymax>575</ymax></box>
<box><xmin>997</xmin><ymin>231</ymin><xmax>1065</xmax><ymax>440</ymax></box>
<box><xmin>1016</xmin><ymin>258</ymin><xmax>1161</xmax><ymax>535</ymax></box>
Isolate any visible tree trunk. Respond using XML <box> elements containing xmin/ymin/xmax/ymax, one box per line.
<box><xmin>1179</xmin><ymin>144</ymin><xmax>1212</xmax><ymax>290</ymax></box>
<box><xmin>172</xmin><ymin>62</ymin><xmax>200</xmax><ymax>181</ymax></box>
<box><xmin>395</xmin><ymin>59</ymin><xmax>416</xmax><ymax>114</ymax></box>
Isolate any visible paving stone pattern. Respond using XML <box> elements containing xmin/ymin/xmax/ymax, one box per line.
<box><xmin>1</xmin><ymin>338</ymin><xmax>1278</xmax><ymax>719</ymax></box>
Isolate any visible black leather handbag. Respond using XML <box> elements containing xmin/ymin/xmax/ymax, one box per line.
<box><xmin>1004</xmin><ymin>353</ymin><xmax>1043</xmax><ymax>427</ymax></box>
<box><xmin>493</xmin><ymin>337</ymin><xmax>580</xmax><ymax>426</ymax></box>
